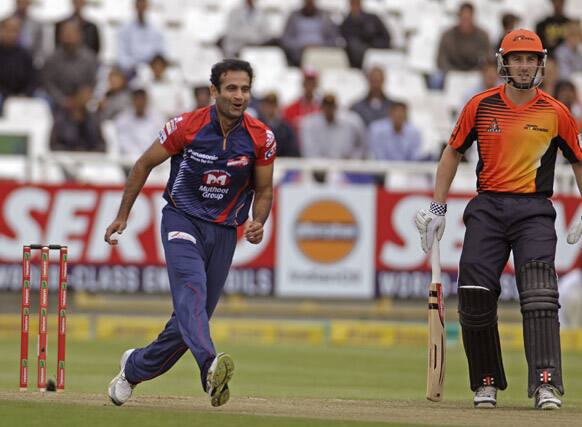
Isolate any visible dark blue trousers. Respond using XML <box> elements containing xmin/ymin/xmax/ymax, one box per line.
<box><xmin>124</xmin><ymin>204</ymin><xmax>237</xmax><ymax>389</ymax></box>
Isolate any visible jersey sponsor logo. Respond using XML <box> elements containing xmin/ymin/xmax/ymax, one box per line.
<box><xmin>227</xmin><ymin>156</ymin><xmax>250</xmax><ymax>168</ymax></box>
<box><xmin>523</xmin><ymin>123</ymin><xmax>549</xmax><ymax>133</ymax></box>
<box><xmin>265</xmin><ymin>130</ymin><xmax>275</xmax><ymax>148</ymax></box>
<box><xmin>486</xmin><ymin>118</ymin><xmax>502</xmax><ymax>133</ymax></box>
<box><xmin>202</xmin><ymin>170</ymin><xmax>231</xmax><ymax>186</ymax></box>
<box><xmin>158</xmin><ymin>116</ymin><xmax>183</xmax><ymax>144</ymax></box>
<box><xmin>187</xmin><ymin>149</ymin><xmax>218</xmax><ymax>164</ymax></box>
<box><xmin>168</xmin><ymin>231</ymin><xmax>196</xmax><ymax>245</ymax></box>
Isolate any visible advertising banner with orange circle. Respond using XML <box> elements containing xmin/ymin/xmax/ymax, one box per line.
<box><xmin>276</xmin><ymin>184</ymin><xmax>376</xmax><ymax>298</ymax></box>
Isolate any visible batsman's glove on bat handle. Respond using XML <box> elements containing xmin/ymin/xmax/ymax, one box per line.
<box><xmin>415</xmin><ymin>201</ymin><xmax>446</xmax><ymax>254</ymax></box>
<box><xmin>567</xmin><ymin>216</ymin><xmax>582</xmax><ymax>244</ymax></box>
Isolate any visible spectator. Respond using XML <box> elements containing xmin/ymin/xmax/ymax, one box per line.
<box><xmin>258</xmin><ymin>92</ymin><xmax>300</xmax><ymax>157</ymax></box>
<box><xmin>555</xmin><ymin>80</ymin><xmax>582</xmax><ymax>130</ymax></box>
<box><xmin>42</xmin><ymin>20</ymin><xmax>98</xmax><ymax>109</ymax></box>
<box><xmin>496</xmin><ymin>13</ymin><xmax>520</xmax><ymax>51</ymax></box>
<box><xmin>555</xmin><ymin>21</ymin><xmax>582</xmax><ymax>80</ymax></box>
<box><xmin>283</xmin><ymin>67</ymin><xmax>320</xmax><ymax>136</ymax></box>
<box><xmin>117</xmin><ymin>0</ymin><xmax>165</xmax><ymax>75</ymax></box>
<box><xmin>0</xmin><ymin>16</ymin><xmax>37</xmax><ymax>108</ymax></box>
<box><xmin>114</xmin><ymin>88</ymin><xmax>164</xmax><ymax>158</ymax></box>
<box><xmin>541</xmin><ymin>57</ymin><xmax>559</xmax><ymax>96</ymax></box>
<box><xmin>369</xmin><ymin>101</ymin><xmax>423</xmax><ymax>161</ymax></box>
<box><xmin>11</xmin><ymin>0</ymin><xmax>43</xmax><ymax>65</ymax></box>
<box><xmin>98</xmin><ymin>66</ymin><xmax>131</xmax><ymax>120</ymax></box>
<box><xmin>350</xmin><ymin>66</ymin><xmax>394</xmax><ymax>126</ymax></box>
<box><xmin>535</xmin><ymin>0</ymin><xmax>572</xmax><ymax>56</ymax></box>
<box><xmin>280</xmin><ymin>0</ymin><xmax>341</xmax><ymax>67</ymax></box>
<box><xmin>339</xmin><ymin>0</ymin><xmax>391</xmax><ymax>68</ymax></box>
<box><xmin>142</xmin><ymin>53</ymin><xmax>188</xmax><ymax>119</ymax></box>
<box><xmin>434</xmin><ymin>2</ymin><xmax>490</xmax><ymax>88</ymax></box>
<box><xmin>55</xmin><ymin>0</ymin><xmax>100</xmax><ymax>55</ymax></box>
<box><xmin>221</xmin><ymin>0</ymin><xmax>271</xmax><ymax>58</ymax></box>
<box><xmin>300</xmin><ymin>93</ymin><xmax>367</xmax><ymax>159</ymax></box>
<box><xmin>193</xmin><ymin>85</ymin><xmax>211</xmax><ymax>109</ymax></box>
<box><xmin>50</xmin><ymin>85</ymin><xmax>105</xmax><ymax>152</ymax></box>
<box><xmin>462</xmin><ymin>56</ymin><xmax>501</xmax><ymax>105</ymax></box>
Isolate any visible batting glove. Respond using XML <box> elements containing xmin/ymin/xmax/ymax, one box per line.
<box><xmin>415</xmin><ymin>201</ymin><xmax>447</xmax><ymax>254</ymax></box>
<box><xmin>567</xmin><ymin>216</ymin><xmax>582</xmax><ymax>244</ymax></box>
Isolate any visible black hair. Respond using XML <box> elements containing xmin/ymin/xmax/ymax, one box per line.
<box><xmin>210</xmin><ymin>59</ymin><xmax>254</xmax><ymax>90</ymax></box>
<box><xmin>193</xmin><ymin>85</ymin><xmax>210</xmax><ymax>96</ymax></box>
<box><xmin>555</xmin><ymin>80</ymin><xmax>577</xmax><ymax>95</ymax></box>
<box><xmin>459</xmin><ymin>2</ymin><xmax>474</xmax><ymax>13</ymax></box>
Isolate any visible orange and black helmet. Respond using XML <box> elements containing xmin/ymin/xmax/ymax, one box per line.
<box><xmin>499</xmin><ymin>29</ymin><xmax>545</xmax><ymax>58</ymax></box>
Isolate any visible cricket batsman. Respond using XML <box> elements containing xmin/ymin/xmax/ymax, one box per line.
<box><xmin>415</xmin><ymin>29</ymin><xmax>582</xmax><ymax>409</ymax></box>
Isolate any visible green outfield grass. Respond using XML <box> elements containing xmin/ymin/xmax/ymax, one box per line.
<box><xmin>1</xmin><ymin>336</ymin><xmax>581</xmax><ymax>426</ymax></box>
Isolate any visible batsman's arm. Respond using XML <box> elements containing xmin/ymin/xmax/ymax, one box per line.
<box><xmin>104</xmin><ymin>140</ymin><xmax>170</xmax><ymax>244</ymax></box>
<box><xmin>434</xmin><ymin>145</ymin><xmax>463</xmax><ymax>203</ymax></box>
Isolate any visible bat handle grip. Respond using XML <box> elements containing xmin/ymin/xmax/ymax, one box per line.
<box><xmin>431</xmin><ymin>239</ymin><xmax>441</xmax><ymax>283</ymax></box>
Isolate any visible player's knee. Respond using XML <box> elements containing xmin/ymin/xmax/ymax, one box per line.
<box><xmin>518</xmin><ymin>261</ymin><xmax>559</xmax><ymax>313</ymax></box>
<box><xmin>458</xmin><ymin>287</ymin><xmax>498</xmax><ymax>330</ymax></box>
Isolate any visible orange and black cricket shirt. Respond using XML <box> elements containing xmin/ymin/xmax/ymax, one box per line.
<box><xmin>449</xmin><ymin>84</ymin><xmax>582</xmax><ymax>196</ymax></box>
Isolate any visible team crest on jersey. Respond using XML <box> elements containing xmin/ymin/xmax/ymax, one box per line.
<box><xmin>202</xmin><ymin>170</ymin><xmax>231</xmax><ymax>186</ymax></box>
<box><xmin>227</xmin><ymin>156</ymin><xmax>250</xmax><ymax>168</ymax></box>
<box><xmin>486</xmin><ymin>118</ymin><xmax>501</xmax><ymax>133</ymax></box>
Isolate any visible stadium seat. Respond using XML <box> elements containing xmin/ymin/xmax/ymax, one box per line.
<box><xmin>29</xmin><ymin>0</ymin><xmax>71</xmax><ymax>22</ymax></box>
<box><xmin>253</xmin><ymin>67</ymin><xmax>303</xmax><ymax>107</ymax></box>
<box><xmin>240</xmin><ymin>46</ymin><xmax>288</xmax><ymax>73</ymax></box>
<box><xmin>319</xmin><ymin>69</ymin><xmax>368</xmax><ymax>108</ymax></box>
<box><xmin>181</xmin><ymin>45</ymin><xmax>224</xmax><ymax>85</ymax></box>
<box><xmin>102</xmin><ymin>0</ymin><xmax>133</xmax><ymax>25</ymax></box>
<box><xmin>406</xmin><ymin>33</ymin><xmax>438</xmax><ymax>74</ymax></box>
<box><xmin>3</xmin><ymin>97</ymin><xmax>52</xmax><ymax>123</ymax></box>
<box><xmin>443</xmin><ymin>70</ymin><xmax>481</xmax><ymax>114</ymax></box>
<box><xmin>301</xmin><ymin>47</ymin><xmax>350</xmax><ymax>73</ymax></box>
<box><xmin>183</xmin><ymin>6</ymin><xmax>227</xmax><ymax>44</ymax></box>
<box><xmin>385</xmin><ymin>68</ymin><xmax>427</xmax><ymax>104</ymax></box>
<box><xmin>363</xmin><ymin>48</ymin><xmax>407</xmax><ymax>72</ymax></box>
<box><xmin>571</xmin><ymin>72</ymin><xmax>582</xmax><ymax>99</ymax></box>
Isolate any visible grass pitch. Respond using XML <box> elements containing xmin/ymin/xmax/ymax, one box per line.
<box><xmin>1</xmin><ymin>336</ymin><xmax>581</xmax><ymax>426</ymax></box>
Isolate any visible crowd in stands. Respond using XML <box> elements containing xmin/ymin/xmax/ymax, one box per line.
<box><xmin>0</xmin><ymin>0</ymin><xmax>582</xmax><ymax>177</ymax></box>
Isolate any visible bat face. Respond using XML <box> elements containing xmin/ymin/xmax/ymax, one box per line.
<box><xmin>426</xmin><ymin>281</ymin><xmax>445</xmax><ymax>402</ymax></box>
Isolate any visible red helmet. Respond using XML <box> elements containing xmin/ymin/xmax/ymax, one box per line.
<box><xmin>499</xmin><ymin>29</ymin><xmax>545</xmax><ymax>57</ymax></box>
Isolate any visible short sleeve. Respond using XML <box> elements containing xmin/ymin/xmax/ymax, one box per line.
<box><xmin>448</xmin><ymin>101</ymin><xmax>477</xmax><ymax>154</ymax></box>
<box><xmin>157</xmin><ymin>114</ymin><xmax>187</xmax><ymax>156</ymax></box>
<box><xmin>556</xmin><ymin>108</ymin><xmax>582</xmax><ymax>164</ymax></box>
<box><xmin>256</xmin><ymin>128</ymin><xmax>277</xmax><ymax>166</ymax></box>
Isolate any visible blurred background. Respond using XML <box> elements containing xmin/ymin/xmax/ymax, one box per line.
<box><xmin>0</xmin><ymin>0</ymin><xmax>581</xmax><ymax>356</ymax></box>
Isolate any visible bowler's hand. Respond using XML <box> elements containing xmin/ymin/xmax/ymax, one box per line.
<box><xmin>244</xmin><ymin>220</ymin><xmax>264</xmax><ymax>244</ymax></box>
<box><xmin>567</xmin><ymin>217</ymin><xmax>582</xmax><ymax>244</ymax></box>
<box><xmin>105</xmin><ymin>218</ymin><xmax>127</xmax><ymax>245</ymax></box>
<box><xmin>415</xmin><ymin>202</ymin><xmax>447</xmax><ymax>254</ymax></box>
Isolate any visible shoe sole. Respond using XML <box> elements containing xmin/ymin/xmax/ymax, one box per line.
<box><xmin>538</xmin><ymin>401</ymin><xmax>561</xmax><ymax>410</ymax></box>
<box><xmin>474</xmin><ymin>401</ymin><xmax>496</xmax><ymax>409</ymax></box>
<box><xmin>209</xmin><ymin>353</ymin><xmax>234</xmax><ymax>407</ymax></box>
<box><xmin>108</xmin><ymin>349</ymin><xmax>135</xmax><ymax>406</ymax></box>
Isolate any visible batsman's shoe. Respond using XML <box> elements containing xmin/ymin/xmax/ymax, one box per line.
<box><xmin>473</xmin><ymin>386</ymin><xmax>497</xmax><ymax>408</ymax></box>
<box><xmin>206</xmin><ymin>353</ymin><xmax>234</xmax><ymax>407</ymax></box>
<box><xmin>108</xmin><ymin>349</ymin><xmax>136</xmax><ymax>406</ymax></box>
<box><xmin>534</xmin><ymin>385</ymin><xmax>562</xmax><ymax>410</ymax></box>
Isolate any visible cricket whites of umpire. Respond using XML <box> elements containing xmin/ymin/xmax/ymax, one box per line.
<box><xmin>415</xmin><ymin>29</ymin><xmax>582</xmax><ymax>410</ymax></box>
<box><xmin>104</xmin><ymin>59</ymin><xmax>276</xmax><ymax>407</ymax></box>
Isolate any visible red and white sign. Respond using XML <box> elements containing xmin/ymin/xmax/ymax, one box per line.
<box><xmin>0</xmin><ymin>182</ymin><xmax>579</xmax><ymax>298</ymax></box>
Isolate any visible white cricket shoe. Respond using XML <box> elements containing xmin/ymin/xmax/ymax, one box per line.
<box><xmin>534</xmin><ymin>385</ymin><xmax>561</xmax><ymax>410</ymax></box>
<box><xmin>108</xmin><ymin>349</ymin><xmax>136</xmax><ymax>406</ymax></box>
<box><xmin>206</xmin><ymin>353</ymin><xmax>234</xmax><ymax>407</ymax></box>
<box><xmin>473</xmin><ymin>386</ymin><xmax>497</xmax><ymax>408</ymax></box>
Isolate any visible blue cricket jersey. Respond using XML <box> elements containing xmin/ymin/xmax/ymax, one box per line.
<box><xmin>157</xmin><ymin>105</ymin><xmax>276</xmax><ymax>227</ymax></box>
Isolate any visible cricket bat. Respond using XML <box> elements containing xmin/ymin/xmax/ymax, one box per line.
<box><xmin>426</xmin><ymin>239</ymin><xmax>445</xmax><ymax>402</ymax></box>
